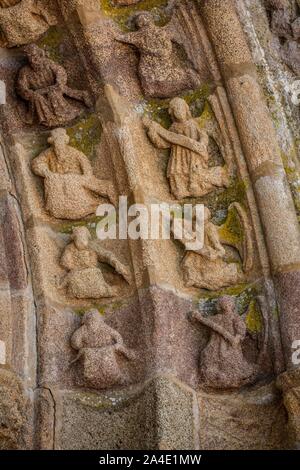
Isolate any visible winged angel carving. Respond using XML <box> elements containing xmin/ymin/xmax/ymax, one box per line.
<box><xmin>115</xmin><ymin>1</ymin><xmax>211</xmax><ymax>98</ymax></box>
<box><xmin>174</xmin><ymin>203</ymin><xmax>254</xmax><ymax>291</ymax></box>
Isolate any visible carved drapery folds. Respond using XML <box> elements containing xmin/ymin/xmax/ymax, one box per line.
<box><xmin>71</xmin><ymin>310</ymin><xmax>136</xmax><ymax>389</ymax></box>
<box><xmin>17</xmin><ymin>45</ymin><xmax>92</xmax><ymax>128</ymax></box>
<box><xmin>115</xmin><ymin>12</ymin><xmax>201</xmax><ymax>99</ymax></box>
<box><xmin>31</xmin><ymin>128</ymin><xmax>114</xmax><ymax>219</ymax></box>
<box><xmin>143</xmin><ymin>98</ymin><xmax>230</xmax><ymax>200</ymax></box>
<box><xmin>0</xmin><ymin>0</ymin><xmax>57</xmax><ymax>48</ymax></box>
<box><xmin>190</xmin><ymin>296</ymin><xmax>268</xmax><ymax>389</ymax></box>
<box><xmin>60</xmin><ymin>227</ymin><xmax>132</xmax><ymax>299</ymax></box>
<box><xmin>0</xmin><ymin>0</ymin><xmax>299</xmax><ymax>450</ymax></box>
<box><xmin>176</xmin><ymin>204</ymin><xmax>253</xmax><ymax>291</ymax></box>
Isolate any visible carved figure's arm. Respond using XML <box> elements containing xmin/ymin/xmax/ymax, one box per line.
<box><xmin>60</xmin><ymin>245</ymin><xmax>76</xmax><ymax>271</ymax></box>
<box><xmin>191</xmin><ymin>311</ymin><xmax>236</xmax><ymax>346</ymax></box>
<box><xmin>77</xmin><ymin>153</ymin><xmax>93</xmax><ymax>177</ymax></box>
<box><xmin>115</xmin><ymin>31</ymin><xmax>141</xmax><ymax>47</ymax></box>
<box><xmin>51</xmin><ymin>62</ymin><xmax>68</xmax><ymax>88</ymax></box>
<box><xmin>206</xmin><ymin>224</ymin><xmax>226</xmax><ymax>258</ymax></box>
<box><xmin>17</xmin><ymin>68</ymin><xmax>34</xmax><ymax>100</ymax></box>
<box><xmin>91</xmin><ymin>243</ymin><xmax>132</xmax><ymax>284</ymax></box>
<box><xmin>143</xmin><ymin>117</ymin><xmax>171</xmax><ymax>150</ymax></box>
<box><xmin>31</xmin><ymin>151</ymin><xmax>51</xmax><ymax>178</ymax></box>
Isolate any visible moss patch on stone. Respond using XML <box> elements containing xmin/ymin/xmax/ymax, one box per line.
<box><xmin>246</xmin><ymin>299</ymin><xmax>263</xmax><ymax>333</ymax></box>
<box><xmin>37</xmin><ymin>26</ymin><xmax>65</xmax><ymax>63</ymax></box>
<box><xmin>66</xmin><ymin>114</ymin><xmax>103</xmax><ymax>161</ymax></box>
<box><xmin>197</xmin><ymin>282</ymin><xmax>261</xmax><ymax>317</ymax></box>
<box><xmin>141</xmin><ymin>84</ymin><xmax>213</xmax><ymax>128</ymax></box>
<box><xmin>100</xmin><ymin>0</ymin><xmax>170</xmax><ymax>30</ymax></box>
<box><xmin>219</xmin><ymin>204</ymin><xmax>245</xmax><ymax>246</ymax></box>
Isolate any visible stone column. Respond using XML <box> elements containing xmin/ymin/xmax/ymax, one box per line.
<box><xmin>200</xmin><ymin>0</ymin><xmax>300</xmax><ymax>369</ymax></box>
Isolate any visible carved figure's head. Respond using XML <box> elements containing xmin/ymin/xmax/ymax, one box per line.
<box><xmin>48</xmin><ymin>128</ymin><xmax>70</xmax><ymax>149</ymax></box>
<box><xmin>217</xmin><ymin>296</ymin><xmax>236</xmax><ymax>316</ymax></box>
<box><xmin>72</xmin><ymin>227</ymin><xmax>91</xmax><ymax>251</ymax></box>
<box><xmin>169</xmin><ymin>98</ymin><xmax>192</xmax><ymax>123</ymax></box>
<box><xmin>134</xmin><ymin>12</ymin><xmax>153</xmax><ymax>29</ymax></box>
<box><xmin>82</xmin><ymin>309</ymin><xmax>103</xmax><ymax>328</ymax></box>
<box><xmin>24</xmin><ymin>44</ymin><xmax>46</xmax><ymax>69</ymax></box>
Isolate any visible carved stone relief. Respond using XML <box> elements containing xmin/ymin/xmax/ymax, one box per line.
<box><xmin>175</xmin><ymin>204</ymin><xmax>253</xmax><ymax>291</ymax></box>
<box><xmin>266</xmin><ymin>0</ymin><xmax>300</xmax><ymax>74</ymax></box>
<box><xmin>71</xmin><ymin>309</ymin><xmax>136</xmax><ymax>389</ymax></box>
<box><xmin>190</xmin><ymin>296</ymin><xmax>268</xmax><ymax>389</ymax></box>
<box><xmin>31</xmin><ymin>128</ymin><xmax>114</xmax><ymax>220</ymax></box>
<box><xmin>0</xmin><ymin>0</ymin><xmax>296</xmax><ymax>451</ymax></box>
<box><xmin>17</xmin><ymin>45</ymin><xmax>92</xmax><ymax>127</ymax></box>
<box><xmin>143</xmin><ymin>97</ymin><xmax>230</xmax><ymax>200</ymax></box>
<box><xmin>0</xmin><ymin>0</ymin><xmax>57</xmax><ymax>48</ymax></box>
<box><xmin>115</xmin><ymin>11</ymin><xmax>201</xmax><ymax>98</ymax></box>
<box><xmin>60</xmin><ymin>227</ymin><xmax>132</xmax><ymax>299</ymax></box>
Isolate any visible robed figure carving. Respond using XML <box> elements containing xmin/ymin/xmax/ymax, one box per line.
<box><xmin>143</xmin><ymin>98</ymin><xmax>229</xmax><ymax>200</ymax></box>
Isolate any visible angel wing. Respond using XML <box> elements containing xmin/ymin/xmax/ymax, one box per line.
<box><xmin>163</xmin><ymin>0</ymin><xmax>219</xmax><ymax>81</ymax></box>
<box><xmin>218</xmin><ymin>202</ymin><xmax>254</xmax><ymax>273</ymax></box>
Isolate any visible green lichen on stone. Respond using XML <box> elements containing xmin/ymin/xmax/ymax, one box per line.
<box><xmin>246</xmin><ymin>299</ymin><xmax>263</xmax><ymax>333</ymax></box>
<box><xmin>100</xmin><ymin>0</ymin><xmax>170</xmax><ymax>30</ymax></box>
<box><xmin>37</xmin><ymin>26</ymin><xmax>65</xmax><ymax>62</ymax></box>
<box><xmin>197</xmin><ymin>282</ymin><xmax>261</xmax><ymax>317</ymax></box>
<box><xmin>219</xmin><ymin>204</ymin><xmax>244</xmax><ymax>246</ymax></box>
<box><xmin>281</xmin><ymin>149</ymin><xmax>300</xmax><ymax>218</ymax></box>
<box><xmin>199</xmin><ymin>178</ymin><xmax>248</xmax><ymax>225</ymax></box>
<box><xmin>58</xmin><ymin>215</ymin><xmax>103</xmax><ymax>236</ymax></box>
<box><xmin>66</xmin><ymin>114</ymin><xmax>102</xmax><ymax>160</ymax></box>
<box><xmin>73</xmin><ymin>300</ymin><xmax>126</xmax><ymax>317</ymax></box>
<box><xmin>142</xmin><ymin>84</ymin><xmax>213</xmax><ymax>128</ymax></box>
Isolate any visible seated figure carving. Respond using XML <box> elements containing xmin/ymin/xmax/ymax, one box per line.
<box><xmin>190</xmin><ymin>296</ymin><xmax>255</xmax><ymax>389</ymax></box>
<box><xmin>71</xmin><ymin>309</ymin><xmax>136</xmax><ymax>389</ymax></box>
<box><xmin>60</xmin><ymin>227</ymin><xmax>132</xmax><ymax>299</ymax></box>
<box><xmin>17</xmin><ymin>45</ymin><xmax>92</xmax><ymax>128</ymax></box>
<box><xmin>0</xmin><ymin>0</ymin><xmax>57</xmax><ymax>48</ymax></box>
<box><xmin>31</xmin><ymin>128</ymin><xmax>114</xmax><ymax>220</ymax></box>
<box><xmin>143</xmin><ymin>97</ymin><xmax>229</xmax><ymax>200</ymax></box>
<box><xmin>175</xmin><ymin>204</ymin><xmax>253</xmax><ymax>291</ymax></box>
<box><xmin>116</xmin><ymin>12</ymin><xmax>200</xmax><ymax>98</ymax></box>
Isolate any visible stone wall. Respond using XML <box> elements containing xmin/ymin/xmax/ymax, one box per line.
<box><xmin>0</xmin><ymin>0</ymin><xmax>299</xmax><ymax>450</ymax></box>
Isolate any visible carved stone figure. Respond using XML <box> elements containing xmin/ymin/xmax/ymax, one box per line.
<box><xmin>17</xmin><ymin>44</ymin><xmax>92</xmax><ymax>127</ymax></box>
<box><xmin>31</xmin><ymin>128</ymin><xmax>114</xmax><ymax>220</ymax></box>
<box><xmin>0</xmin><ymin>369</ymin><xmax>26</xmax><ymax>449</ymax></box>
<box><xmin>143</xmin><ymin>98</ymin><xmax>229</xmax><ymax>200</ymax></box>
<box><xmin>190</xmin><ymin>296</ymin><xmax>255</xmax><ymax>389</ymax></box>
<box><xmin>175</xmin><ymin>204</ymin><xmax>253</xmax><ymax>291</ymax></box>
<box><xmin>115</xmin><ymin>12</ymin><xmax>200</xmax><ymax>98</ymax></box>
<box><xmin>0</xmin><ymin>0</ymin><xmax>57</xmax><ymax>48</ymax></box>
<box><xmin>71</xmin><ymin>309</ymin><xmax>136</xmax><ymax>389</ymax></box>
<box><xmin>60</xmin><ymin>227</ymin><xmax>132</xmax><ymax>299</ymax></box>
<box><xmin>266</xmin><ymin>0</ymin><xmax>300</xmax><ymax>74</ymax></box>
